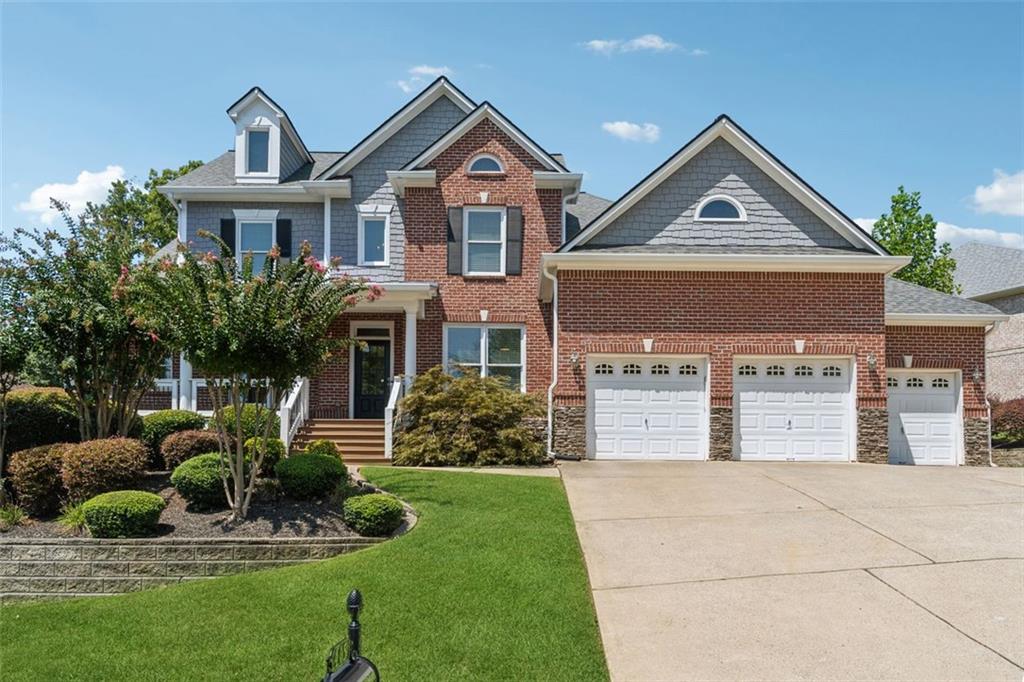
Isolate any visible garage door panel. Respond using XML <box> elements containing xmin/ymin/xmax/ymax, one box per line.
<box><xmin>620</xmin><ymin>413</ymin><xmax>645</xmax><ymax>430</ymax></box>
<box><xmin>888</xmin><ymin>372</ymin><xmax>959</xmax><ymax>466</ymax></box>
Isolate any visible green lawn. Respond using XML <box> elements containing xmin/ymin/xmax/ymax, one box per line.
<box><xmin>1</xmin><ymin>468</ymin><xmax>608</xmax><ymax>681</ymax></box>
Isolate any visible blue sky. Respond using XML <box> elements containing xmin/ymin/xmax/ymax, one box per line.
<box><xmin>2</xmin><ymin>2</ymin><xmax>1022</xmax><ymax>248</ymax></box>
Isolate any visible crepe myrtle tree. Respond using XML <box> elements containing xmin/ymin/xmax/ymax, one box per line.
<box><xmin>0</xmin><ymin>270</ymin><xmax>36</xmax><ymax>492</ymax></box>
<box><xmin>137</xmin><ymin>235</ymin><xmax>378</xmax><ymax>521</ymax></box>
<box><xmin>1</xmin><ymin>200</ymin><xmax>171</xmax><ymax>440</ymax></box>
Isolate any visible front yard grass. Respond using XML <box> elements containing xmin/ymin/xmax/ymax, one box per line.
<box><xmin>1</xmin><ymin>468</ymin><xmax>608</xmax><ymax>681</ymax></box>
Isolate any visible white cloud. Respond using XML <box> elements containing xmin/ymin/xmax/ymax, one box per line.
<box><xmin>972</xmin><ymin>170</ymin><xmax>1024</xmax><ymax>216</ymax></box>
<box><xmin>396</xmin><ymin>65</ymin><xmax>453</xmax><ymax>93</ymax></box>
<box><xmin>854</xmin><ymin>217</ymin><xmax>1023</xmax><ymax>249</ymax></box>
<box><xmin>17</xmin><ymin>165</ymin><xmax>124</xmax><ymax>225</ymax></box>
<box><xmin>583</xmin><ymin>34</ymin><xmax>705</xmax><ymax>56</ymax></box>
<box><xmin>602</xmin><ymin>121</ymin><xmax>661</xmax><ymax>143</ymax></box>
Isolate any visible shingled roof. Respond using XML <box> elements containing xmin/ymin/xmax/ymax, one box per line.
<box><xmin>951</xmin><ymin>241</ymin><xmax>1024</xmax><ymax>299</ymax></box>
<box><xmin>885</xmin><ymin>277</ymin><xmax>1005</xmax><ymax>316</ymax></box>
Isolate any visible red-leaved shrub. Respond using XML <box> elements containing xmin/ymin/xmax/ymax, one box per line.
<box><xmin>992</xmin><ymin>398</ymin><xmax>1024</xmax><ymax>445</ymax></box>
<box><xmin>60</xmin><ymin>438</ymin><xmax>148</xmax><ymax>503</ymax></box>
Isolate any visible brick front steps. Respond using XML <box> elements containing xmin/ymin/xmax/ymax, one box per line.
<box><xmin>0</xmin><ymin>536</ymin><xmax>383</xmax><ymax>604</ymax></box>
<box><xmin>293</xmin><ymin>419</ymin><xmax>389</xmax><ymax>464</ymax></box>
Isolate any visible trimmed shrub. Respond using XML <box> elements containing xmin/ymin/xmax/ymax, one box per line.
<box><xmin>303</xmin><ymin>439</ymin><xmax>340</xmax><ymax>458</ymax></box>
<box><xmin>992</xmin><ymin>398</ymin><xmax>1024</xmax><ymax>446</ymax></box>
<box><xmin>244</xmin><ymin>437</ymin><xmax>285</xmax><ymax>477</ymax></box>
<box><xmin>170</xmin><ymin>453</ymin><xmax>230</xmax><ymax>510</ymax></box>
<box><xmin>82</xmin><ymin>491</ymin><xmax>165</xmax><ymax>538</ymax></box>
<box><xmin>343</xmin><ymin>493</ymin><xmax>404</xmax><ymax>536</ymax></box>
<box><xmin>141</xmin><ymin>409</ymin><xmax>207</xmax><ymax>456</ymax></box>
<box><xmin>8</xmin><ymin>444</ymin><xmax>68</xmax><ymax>515</ymax></box>
<box><xmin>161</xmin><ymin>429</ymin><xmax>221</xmax><ymax>470</ymax></box>
<box><xmin>393</xmin><ymin>366</ymin><xmax>546</xmax><ymax>467</ymax></box>
<box><xmin>275</xmin><ymin>453</ymin><xmax>346</xmax><ymax>500</ymax></box>
<box><xmin>61</xmin><ymin>438</ymin><xmax>148</xmax><ymax>503</ymax></box>
<box><xmin>215</xmin><ymin>404</ymin><xmax>280</xmax><ymax>441</ymax></box>
<box><xmin>4</xmin><ymin>388</ymin><xmax>80</xmax><ymax>456</ymax></box>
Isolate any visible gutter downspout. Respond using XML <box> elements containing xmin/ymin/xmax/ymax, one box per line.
<box><xmin>985</xmin><ymin>323</ymin><xmax>996</xmax><ymax>467</ymax></box>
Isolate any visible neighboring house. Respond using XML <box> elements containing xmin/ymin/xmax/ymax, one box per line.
<box><xmin>148</xmin><ymin>78</ymin><xmax>1006</xmax><ymax>466</ymax></box>
<box><xmin>951</xmin><ymin>242</ymin><xmax>1024</xmax><ymax>401</ymax></box>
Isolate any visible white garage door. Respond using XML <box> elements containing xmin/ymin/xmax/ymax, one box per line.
<box><xmin>588</xmin><ymin>357</ymin><xmax>708</xmax><ymax>460</ymax></box>
<box><xmin>888</xmin><ymin>372</ymin><xmax>959</xmax><ymax>466</ymax></box>
<box><xmin>735</xmin><ymin>359</ymin><xmax>853</xmax><ymax>461</ymax></box>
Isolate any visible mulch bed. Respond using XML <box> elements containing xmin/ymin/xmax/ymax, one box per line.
<box><xmin>3</xmin><ymin>472</ymin><xmax>361</xmax><ymax>540</ymax></box>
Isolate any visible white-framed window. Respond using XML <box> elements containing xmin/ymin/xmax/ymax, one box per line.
<box><xmin>679</xmin><ymin>364</ymin><xmax>698</xmax><ymax>376</ymax></box>
<box><xmin>444</xmin><ymin>324</ymin><xmax>525</xmax><ymax>391</ymax></box>
<box><xmin>695</xmin><ymin>194</ymin><xmax>746</xmax><ymax>222</ymax></box>
<box><xmin>357</xmin><ymin>205</ymin><xmax>391</xmax><ymax>266</ymax></box>
<box><xmin>932</xmin><ymin>378</ymin><xmax>950</xmax><ymax>389</ymax></box>
<box><xmin>651</xmin><ymin>363</ymin><xmax>670</xmax><ymax>376</ymax></box>
<box><xmin>161</xmin><ymin>355</ymin><xmax>174</xmax><ymax>380</ymax></box>
<box><xmin>767</xmin><ymin>365</ymin><xmax>785</xmax><ymax>377</ymax></box>
<box><xmin>594</xmin><ymin>363</ymin><xmax>614</xmax><ymax>376</ymax></box>
<box><xmin>887</xmin><ymin>376</ymin><xmax>898</xmax><ymax>388</ymax></box>
<box><xmin>906</xmin><ymin>377</ymin><xmax>924</xmax><ymax>388</ymax></box>
<box><xmin>823</xmin><ymin>365</ymin><xmax>842</xmax><ymax>377</ymax></box>
<box><xmin>463</xmin><ymin>206</ymin><xmax>506</xmax><ymax>276</ymax></box>
<box><xmin>246</xmin><ymin>128</ymin><xmax>270</xmax><ymax>174</ymax></box>
<box><xmin>623</xmin><ymin>363</ymin><xmax>642</xmax><ymax>375</ymax></box>
<box><xmin>233</xmin><ymin>209</ymin><xmax>278</xmax><ymax>272</ymax></box>
<box><xmin>467</xmin><ymin>153</ymin><xmax>504</xmax><ymax>174</ymax></box>
<box><xmin>794</xmin><ymin>365</ymin><xmax>813</xmax><ymax>377</ymax></box>
<box><xmin>738</xmin><ymin>365</ymin><xmax>757</xmax><ymax>377</ymax></box>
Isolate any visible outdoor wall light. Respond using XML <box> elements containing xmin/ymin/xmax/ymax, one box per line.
<box><xmin>866</xmin><ymin>353</ymin><xmax>877</xmax><ymax>370</ymax></box>
<box><xmin>972</xmin><ymin>367</ymin><xmax>982</xmax><ymax>382</ymax></box>
<box><xmin>569</xmin><ymin>351</ymin><xmax>580</xmax><ymax>367</ymax></box>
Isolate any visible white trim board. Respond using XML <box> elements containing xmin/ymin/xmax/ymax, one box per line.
<box><xmin>560</xmin><ymin>115</ymin><xmax>887</xmax><ymax>255</ymax></box>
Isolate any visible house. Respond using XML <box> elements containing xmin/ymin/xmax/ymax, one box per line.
<box><xmin>951</xmin><ymin>241</ymin><xmax>1024</xmax><ymax>401</ymax></box>
<box><xmin>151</xmin><ymin>78</ymin><xmax>1007</xmax><ymax>466</ymax></box>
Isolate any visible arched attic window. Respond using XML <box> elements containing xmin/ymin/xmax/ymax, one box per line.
<box><xmin>695</xmin><ymin>195</ymin><xmax>746</xmax><ymax>222</ymax></box>
<box><xmin>467</xmin><ymin>154</ymin><xmax>504</xmax><ymax>174</ymax></box>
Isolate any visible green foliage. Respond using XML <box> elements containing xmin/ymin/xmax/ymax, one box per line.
<box><xmin>7</xmin><ymin>443</ymin><xmax>68</xmax><ymax>515</ymax></box>
<box><xmin>0</xmin><ymin>503</ymin><xmax>26</xmax><ymax>531</ymax></box>
<box><xmin>3</xmin><ymin>388</ymin><xmax>80</xmax><ymax>456</ymax></box>
<box><xmin>393</xmin><ymin>366</ymin><xmax>546</xmax><ymax>467</ymax></box>
<box><xmin>992</xmin><ymin>398</ymin><xmax>1024</xmax><ymax>446</ymax></box>
<box><xmin>216</xmin><ymin>404</ymin><xmax>280</xmax><ymax>441</ymax></box>
<box><xmin>60</xmin><ymin>437</ymin><xmax>148</xmax><ymax>503</ymax></box>
<box><xmin>303</xmin><ymin>438</ymin><xmax>339</xmax><ymax>458</ymax></box>
<box><xmin>275</xmin><ymin>453</ymin><xmax>347</xmax><ymax>500</ymax></box>
<box><xmin>82</xmin><ymin>490</ymin><xmax>165</xmax><ymax>538</ymax></box>
<box><xmin>141</xmin><ymin>409</ymin><xmax>207</xmax><ymax>455</ymax></box>
<box><xmin>871</xmin><ymin>186</ymin><xmax>959</xmax><ymax>294</ymax></box>
<box><xmin>0</xmin><ymin>271</ymin><xmax>37</xmax><ymax>477</ymax></box>
<box><xmin>243</xmin><ymin>436</ymin><xmax>285</xmax><ymax>476</ymax></box>
<box><xmin>171</xmin><ymin>453</ymin><xmax>232</xmax><ymax>510</ymax></box>
<box><xmin>160</xmin><ymin>429</ymin><xmax>221</xmax><ymax>470</ymax></box>
<box><xmin>57</xmin><ymin>501</ymin><xmax>87</xmax><ymax>532</ymax></box>
<box><xmin>342</xmin><ymin>493</ymin><xmax>404</xmax><ymax>536</ymax></box>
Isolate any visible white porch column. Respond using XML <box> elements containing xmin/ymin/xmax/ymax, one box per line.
<box><xmin>178</xmin><ymin>353</ymin><xmax>192</xmax><ymax>411</ymax></box>
<box><xmin>404</xmin><ymin>303</ymin><xmax>417</xmax><ymax>383</ymax></box>
<box><xmin>323</xmin><ymin>196</ymin><xmax>331</xmax><ymax>263</ymax></box>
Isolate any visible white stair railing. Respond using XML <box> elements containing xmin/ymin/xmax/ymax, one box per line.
<box><xmin>280</xmin><ymin>377</ymin><xmax>310</xmax><ymax>450</ymax></box>
<box><xmin>383</xmin><ymin>376</ymin><xmax>405</xmax><ymax>460</ymax></box>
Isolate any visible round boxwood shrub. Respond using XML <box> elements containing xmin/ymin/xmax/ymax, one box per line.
<box><xmin>4</xmin><ymin>388</ymin><xmax>80</xmax><ymax>457</ymax></box>
<box><xmin>275</xmin><ymin>454</ymin><xmax>346</xmax><ymax>500</ymax></box>
<box><xmin>244</xmin><ymin>437</ymin><xmax>285</xmax><ymax>477</ymax></box>
<box><xmin>161</xmin><ymin>429</ymin><xmax>221</xmax><ymax>470</ymax></box>
<box><xmin>61</xmin><ymin>438</ymin><xmax>148</xmax><ymax>503</ymax></box>
<box><xmin>170</xmin><ymin>453</ymin><xmax>230</xmax><ymax>510</ymax></box>
<box><xmin>215</xmin><ymin>404</ymin><xmax>280</xmax><ymax>441</ymax></box>
<box><xmin>8</xmin><ymin>444</ymin><xmax>69</xmax><ymax>515</ymax></box>
<box><xmin>141</xmin><ymin>409</ymin><xmax>207</xmax><ymax>456</ymax></box>
<box><xmin>303</xmin><ymin>438</ymin><xmax>340</xmax><ymax>459</ymax></box>
<box><xmin>82</xmin><ymin>490</ymin><xmax>165</xmax><ymax>538</ymax></box>
<box><xmin>343</xmin><ymin>494</ymin><xmax>404</xmax><ymax>537</ymax></box>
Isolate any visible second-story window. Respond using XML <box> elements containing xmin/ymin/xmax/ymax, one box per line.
<box><xmin>239</xmin><ymin>220</ymin><xmax>274</xmax><ymax>272</ymax></box>
<box><xmin>247</xmin><ymin>129</ymin><xmax>269</xmax><ymax>173</ymax></box>
<box><xmin>358</xmin><ymin>205</ymin><xmax>391</xmax><ymax>267</ymax></box>
<box><xmin>463</xmin><ymin>206</ymin><xmax>506</xmax><ymax>276</ymax></box>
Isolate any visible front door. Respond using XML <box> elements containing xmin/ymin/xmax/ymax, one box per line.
<box><xmin>353</xmin><ymin>340</ymin><xmax>391</xmax><ymax>418</ymax></box>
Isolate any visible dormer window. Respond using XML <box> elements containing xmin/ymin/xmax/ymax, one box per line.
<box><xmin>695</xmin><ymin>195</ymin><xmax>746</xmax><ymax>222</ymax></box>
<box><xmin>467</xmin><ymin>154</ymin><xmax>504</xmax><ymax>174</ymax></box>
<box><xmin>246</xmin><ymin>129</ymin><xmax>270</xmax><ymax>173</ymax></box>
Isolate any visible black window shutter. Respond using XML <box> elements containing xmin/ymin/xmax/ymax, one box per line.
<box><xmin>447</xmin><ymin>207</ymin><xmax>463</xmax><ymax>275</ymax></box>
<box><xmin>506</xmin><ymin>207</ymin><xmax>523</xmax><ymax>275</ymax></box>
<box><xmin>276</xmin><ymin>218</ymin><xmax>292</xmax><ymax>258</ymax></box>
<box><xmin>219</xmin><ymin>218</ymin><xmax>236</xmax><ymax>255</ymax></box>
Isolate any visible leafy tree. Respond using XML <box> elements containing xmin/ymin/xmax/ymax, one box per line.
<box><xmin>0</xmin><ymin>271</ymin><xmax>36</xmax><ymax>488</ymax></box>
<box><xmin>871</xmin><ymin>186</ymin><xmax>959</xmax><ymax>294</ymax></box>
<box><xmin>136</xmin><ymin>237</ymin><xmax>373</xmax><ymax>522</ymax></box>
<box><xmin>1</xmin><ymin>200</ymin><xmax>170</xmax><ymax>441</ymax></box>
<box><xmin>86</xmin><ymin>161</ymin><xmax>202</xmax><ymax>245</ymax></box>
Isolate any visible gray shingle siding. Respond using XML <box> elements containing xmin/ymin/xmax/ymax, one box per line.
<box><xmin>279</xmin><ymin>133</ymin><xmax>305</xmax><ymax>180</ymax></box>
<box><xmin>329</xmin><ymin>96</ymin><xmax>467</xmax><ymax>281</ymax></box>
<box><xmin>185</xmin><ymin>201</ymin><xmax>324</xmax><ymax>259</ymax></box>
<box><xmin>585</xmin><ymin>138</ymin><xmax>858</xmax><ymax>250</ymax></box>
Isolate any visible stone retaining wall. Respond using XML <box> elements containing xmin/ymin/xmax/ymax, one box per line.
<box><xmin>992</xmin><ymin>447</ymin><xmax>1024</xmax><ymax>467</ymax></box>
<box><xmin>0</xmin><ymin>536</ymin><xmax>383</xmax><ymax>604</ymax></box>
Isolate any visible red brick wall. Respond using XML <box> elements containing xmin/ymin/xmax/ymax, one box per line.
<box><xmin>885</xmin><ymin>325</ymin><xmax>988</xmax><ymax>415</ymax></box>
<box><xmin>404</xmin><ymin>118</ymin><xmax>561</xmax><ymax>393</ymax></box>
<box><xmin>556</xmin><ymin>270</ymin><xmax>888</xmax><ymax>407</ymax></box>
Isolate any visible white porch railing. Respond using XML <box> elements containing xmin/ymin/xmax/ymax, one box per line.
<box><xmin>280</xmin><ymin>377</ymin><xmax>310</xmax><ymax>451</ymax></box>
<box><xmin>383</xmin><ymin>376</ymin><xmax>406</xmax><ymax>460</ymax></box>
<box><xmin>137</xmin><ymin>379</ymin><xmax>180</xmax><ymax>415</ymax></box>
<box><xmin>191</xmin><ymin>378</ymin><xmax>211</xmax><ymax>416</ymax></box>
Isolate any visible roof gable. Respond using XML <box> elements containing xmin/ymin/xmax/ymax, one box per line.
<box><xmin>317</xmin><ymin>77</ymin><xmax>475</xmax><ymax>180</ymax></box>
<box><xmin>561</xmin><ymin>115</ymin><xmax>887</xmax><ymax>255</ymax></box>
<box><xmin>227</xmin><ymin>87</ymin><xmax>313</xmax><ymax>165</ymax></box>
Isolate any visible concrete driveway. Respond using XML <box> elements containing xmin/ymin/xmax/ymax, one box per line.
<box><xmin>560</xmin><ymin>461</ymin><xmax>1024</xmax><ymax>681</ymax></box>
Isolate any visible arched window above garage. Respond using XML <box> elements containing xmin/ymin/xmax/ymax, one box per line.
<box><xmin>738</xmin><ymin>365</ymin><xmax>757</xmax><ymax>376</ymax></box>
<box><xmin>906</xmin><ymin>377</ymin><xmax>924</xmax><ymax>388</ymax></box>
<box><xmin>794</xmin><ymin>365</ymin><xmax>813</xmax><ymax>377</ymax></box>
<box><xmin>594</xmin><ymin>363</ymin><xmax>613</xmax><ymax>375</ymax></box>
<box><xmin>822</xmin><ymin>366</ymin><xmax>842</xmax><ymax>377</ymax></box>
<box><xmin>932</xmin><ymin>378</ymin><xmax>950</xmax><ymax>389</ymax></box>
<box><xmin>679</xmin><ymin>364</ymin><xmax>698</xmax><ymax>376</ymax></box>
<box><xmin>695</xmin><ymin>195</ymin><xmax>746</xmax><ymax>222</ymax></box>
<box><xmin>767</xmin><ymin>365</ymin><xmax>785</xmax><ymax>377</ymax></box>
<box><xmin>887</xmin><ymin>377</ymin><xmax>898</xmax><ymax>388</ymax></box>
<box><xmin>651</xmin><ymin>363</ymin><xmax>670</xmax><ymax>375</ymax></box>
<box><xmin>623</xmin><ymin>363</ymin><xmax>642</xmax><ymax>375</ymax></box>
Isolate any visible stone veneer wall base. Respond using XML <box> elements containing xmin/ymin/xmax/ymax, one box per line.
<box><xmin>857</xmin><ymin>408</ymin><xmax>889</xmax><ymax>464</ymax></box>
<box><xmin>964</xmin><ymin>417</ymin><xmax>991</xmax><ymax>466</ymax></box>
<box><xmin>553</xmin><ymin>405</ymin><xmax>586</xmax><ymax>459</ymax></box>
<box><xmin>709</xmin><ymin>407</ymin><xmax>733</xmax><ymax>461</ymax></box>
